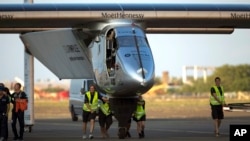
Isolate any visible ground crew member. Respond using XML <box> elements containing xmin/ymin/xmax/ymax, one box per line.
<box><xmin>210</xmin><ymin>77</ymin><xmax>226</xmax><ymax>137</ymax></box>
<box><xmin>82</xmin><ymin>85</ymin><xmax>106</xmax><ymax>139</ymax></box>
<box><xmin>0</xmin><ymin>86</ymin><xmax>10</xmax><ymax>141</ymax></box>
<box><xmin>133</xmin><ymin>95</ymin><xmax>146</xmax><ymax>138</ymax></box>
<box><xmin>11</xmin><ymin>83</ymin><xmax>28</xmax><ymax>141</ymax></box>
<box><xmin>98</xmin><ymin>97</ymin><xmax>113</xmax><ymax>138</ymax></box>
<box><xmin>0</xmin><ymin>83</ymin><xmax>11</xmax><ymax>141</ymax></box>
<box><xmin>0</xmin><ymin>83</ymin><xmax>11</xmax><ymax>98</ymax></box>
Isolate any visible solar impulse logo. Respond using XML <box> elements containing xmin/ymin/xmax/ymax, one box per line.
<box><xmin>102</xmin><ymin>12</ymin><xmax>144</xmax><ymax>19</ymax></box>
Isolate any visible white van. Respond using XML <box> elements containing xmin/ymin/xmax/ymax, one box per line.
<box><xmin>69</xmin><ymin>79</ymin><xmax>94</xmax><ymax>121</ymax></box>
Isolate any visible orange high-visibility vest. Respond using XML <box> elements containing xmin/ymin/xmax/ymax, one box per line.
<box><xmin>15</xmin><ymin>99</ymin><xmax>28</xmax><ymax>112</ymax></box>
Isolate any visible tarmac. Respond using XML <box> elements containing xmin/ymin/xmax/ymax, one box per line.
<box><xmin>6</xmin><ymin>116</ymin><xmax>250</xmax><ymax>141</ymax></box>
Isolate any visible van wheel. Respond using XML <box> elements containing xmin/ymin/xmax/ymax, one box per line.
<box><xmin>70</xmin><ymin>105</ymin><xmax>78</xmax><ymax>121</ymax></box>
<box><xmin>28</xmin><ymin>126</ymin><xmax>32</xmax><ymax>132</ymax></box>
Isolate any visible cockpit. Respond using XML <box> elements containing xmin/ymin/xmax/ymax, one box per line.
<box><xmin>106</xmin><ymin>29</ymin><xmax>117</xmax><ymax>76</ymax></box>
<box><xmin>105</xmin><ymin>27</ymin><xmax>151</xmax><ymax>77</ymax></box>
<box><xmin>117</xmin><ymin>36</ymin><xmax>149</xmax><ymax>48</ymax></box>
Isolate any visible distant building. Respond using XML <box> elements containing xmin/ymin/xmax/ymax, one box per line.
<box><xmin>182</xmin><ymin>65</ymin><xmax>215</xmax><ymax>84</ymax></box>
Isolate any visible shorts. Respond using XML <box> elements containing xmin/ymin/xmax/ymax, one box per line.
<box><xmin>98</xmin><ymin>110</ymin><xmax>113</xmax><ymax>128</ymax></box>
<box><xmin>133</xmin><ymin>115</ymin><xmax>146</xmax><ymax>122</ymax></box>
<box><xmin>82</xmin><ymin>110</ymin><xmax>97</xmax><ymax>122</ymax></box>
<box><xmin>211</xmin><ymin>105</ymin><xmax>224</xmax><ymax>120</ymax></box>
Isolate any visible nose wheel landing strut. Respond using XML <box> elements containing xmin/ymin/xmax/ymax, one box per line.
<box><xmin>109</xmin><ymin>97</ymin><xmax>137</xmax><ymax>139</ymax></box>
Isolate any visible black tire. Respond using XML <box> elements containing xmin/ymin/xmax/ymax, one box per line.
<box><xmin>118</xmin><ymin>127</ymin><xmax>126</xmax><ymax>139</ymax></box>
<box><xmin>70</xmin><ymin>105</ymin><xmax>78</xmax><ymax>121</ymax></box>
<box><xmin>28</xmin><ymin>126</ymin><xmax>32</xmax><ymax>133</ymax></box>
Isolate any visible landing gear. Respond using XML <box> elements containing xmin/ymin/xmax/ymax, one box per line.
<box><xmin>109</xmin><ymin>98</ymin><xmax>137</xmax><ymax>139</ymax></box>
<box><xmin>118</xmin><ymin>127</ymin><xmax>127</xmax><ymax>139</ymax></box>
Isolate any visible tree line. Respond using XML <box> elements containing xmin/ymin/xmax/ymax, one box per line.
<box><xmin>167</xmin><ymin>64</ymin><xmax>250</xmax><ymax>94</ymax></box>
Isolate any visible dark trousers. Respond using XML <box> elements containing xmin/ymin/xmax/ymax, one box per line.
<box><xmin>11</xmin><ymin>110</ymin><xmax>25</xmax><ymax>138</ymax></box>
<box><xmin>0</xmin><ymin>114</ymin><xmax>8</xmax><ymax>139</ymax></box>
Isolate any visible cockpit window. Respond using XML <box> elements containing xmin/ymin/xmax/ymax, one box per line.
<box><xmin>117</xmin><ymin>36</ymin><xmax>148</xmax><ymax>47</ymax></box>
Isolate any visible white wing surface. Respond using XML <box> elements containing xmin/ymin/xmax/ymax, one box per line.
<box><xmin>20</xmin><ymin>29</ymin><xmax>94</xmax><ymax>79</ymax></box>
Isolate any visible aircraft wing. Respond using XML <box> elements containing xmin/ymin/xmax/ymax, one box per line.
<box><xmin>20</xmin><ymin>29</ymin><xmax>94</xmax><ymax>79</ymax></box>
<box><xmin>2</xmin><ymin>3</ymin><xmax>250</xmax><ymax>79</ymax></box>
<box><xmin>0</xmin><ymin>3</ymin><xmax>250</xmax><ymax>33</ymax></box>
<box><xmin>223</xmin><ymin>103</ymin><xmax>250</xmax><ymax>112</ymax></box>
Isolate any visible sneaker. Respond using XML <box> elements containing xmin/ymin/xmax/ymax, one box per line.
<box><xmin>82</xmin><ymin>134</ymin><xmax>87</xmax><ymax>139</ymax></box>
<box><xmin>89</xmin><ymin>134</ymin><xmax>94</xmax><ymax>139</ymax></box>
<box><xmin>214</xmin><ymin>130</ymin><xmax>220</xmax><ymax>137</ymax></box>
<box><xmin>215</xmin><ymin>132</ymin><xmax>220</xmax><ymax>137</ymax></box>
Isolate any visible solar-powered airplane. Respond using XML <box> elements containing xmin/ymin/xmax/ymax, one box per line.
<box><xmin>1</xmin><ymin>3</ymin><xmax>250</xmax><ymax>138</ymax></box>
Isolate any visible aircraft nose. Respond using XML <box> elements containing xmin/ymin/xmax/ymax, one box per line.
<box><xmin>137</xmin><ymin>68</ymin><xmax>148</xmax><ymax>86</ymax></box>
<box><xmin>140</xmin><ymin>79</ymin><xmax>147</xmax><ymax>87</ymax></box>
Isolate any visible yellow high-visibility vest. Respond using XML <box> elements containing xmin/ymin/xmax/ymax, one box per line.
<box><xmin>83</xmin><ymin>91</ymin><xmax>99</xmax><ymax>112</ymax></box>
<box><xmin>134</xmin><ymin>100</ymin><xmax>145</xmax><ymax>120</ymax></box>
<box><xmin>210</xmin><ymin>86</ymin><xmax>225</xmax><ymax>105</ymax></box>
<box><xmin>100</xmin><ymin>101</ymin><xmax>111</xmax><ymax>116</ymax></box>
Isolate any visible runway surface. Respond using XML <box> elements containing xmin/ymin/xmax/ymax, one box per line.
<box><xmin>7</xmin><ymin>116</ymin><xmax>250</xmax><ymax>141</ymax></box>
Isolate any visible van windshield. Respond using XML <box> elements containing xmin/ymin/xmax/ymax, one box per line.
<box><xmin>117</xmin><ymin>36</ymin><xmax>148</xmax><ymax>48</ymax></box>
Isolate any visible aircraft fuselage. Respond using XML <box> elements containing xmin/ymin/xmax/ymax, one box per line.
<box><xmin>90</xmin><ymin>24</ymin><xmax>155</xmax><ymax>97</ymax></box>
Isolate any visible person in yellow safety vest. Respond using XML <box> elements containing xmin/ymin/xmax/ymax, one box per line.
<box><xmin>210</xmin><ymin>77</ymin><xmax>227</xmax><ymax>137</ymax></box>
<box><xmin>82</xmin><ymin>85</ymin><xmax>107</xmax><ymax>139</ymax></box>
<box><xmin>98</xmin><ymin>97</ymin><xmax>113</xmax><ymax>138</ymax></box>
<box><xmin>133</xmin><ymin>95</ymin><xmax>146</xmax><ymax>138</ymax></box>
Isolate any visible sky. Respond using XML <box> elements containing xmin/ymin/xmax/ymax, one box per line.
<box><xmin>1</xmin><ymin>0</ymin><xmax>250</xmax><ymax>82</ymax></box>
